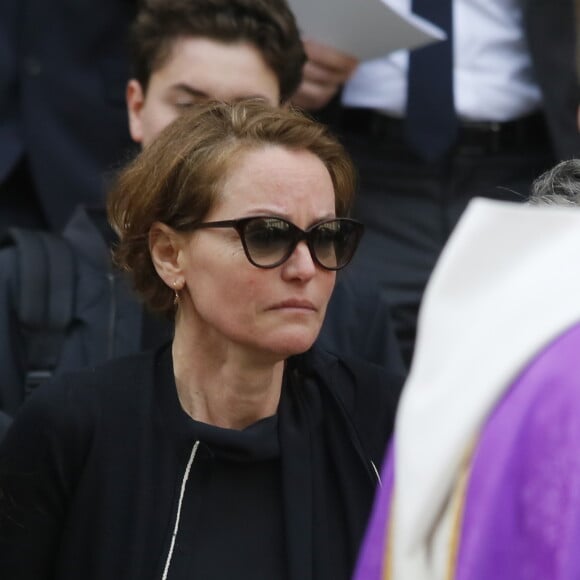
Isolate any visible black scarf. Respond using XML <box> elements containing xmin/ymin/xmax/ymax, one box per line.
<box><xmin>280</xmin><ymin>351</ymin><xmax>380</xmax><ymax>580</ymax></box>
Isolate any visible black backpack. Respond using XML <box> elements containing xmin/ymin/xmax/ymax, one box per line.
<box><xmin>1</xmin><ymin>228</ymin><xmax>76</xmax><ymax>399</ymax></box>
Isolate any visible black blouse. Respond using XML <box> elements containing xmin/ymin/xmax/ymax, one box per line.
<box><xmin>167</xmin><ymin>415</ymin><xmax>286</xmax><ymax>580</ymax></box>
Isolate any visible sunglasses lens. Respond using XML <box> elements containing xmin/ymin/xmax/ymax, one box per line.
<box><xmin>243</xmin><ymin>218</ymin><xmax>294</xmax><ymax>266</ymax></box>
<box><xmin>241</xmin><ymin>217</ymin><xmax>362</xmax><ymax>270</ymax></box>
<box><xmin>312</xmin><ymin>220</ymin><xmax>362</xmax><ymax>269</ymax></box>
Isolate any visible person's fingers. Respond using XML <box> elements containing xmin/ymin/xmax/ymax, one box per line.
<box><xmin>302</xmin><ymin>60</ymin><xmax>347</xmax><ymax>86</ymax></box>
<box><xmin>291</xmin><ymin>40</ymin><xmax>359</xmax><ymax>111</ymax></box>
<box><xmin>291</xmin><ymin>79</ymin><xmax>338</xmax><ymax>111</ymax></box>
<box><xmin>303</xmin><ymin>39</ymin><xmax>359</xmax><ymax>78</ymax></box>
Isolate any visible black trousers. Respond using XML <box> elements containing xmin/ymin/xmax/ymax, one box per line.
<box><xmin>338</xmin><ymin>112</ymin><xmax>555</xmax><ymax>367</ymax></box>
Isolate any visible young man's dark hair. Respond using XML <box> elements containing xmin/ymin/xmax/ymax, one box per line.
<box><xmin>130</xmin><ymin>0</ymin><xmax>305</xmax><ymax>102</ymax></box>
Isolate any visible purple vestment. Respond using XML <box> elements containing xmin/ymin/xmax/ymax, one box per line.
<box><xmin>354</xmin><ymin>321</ymin><xmax>580</xmax><ymax>579</ymax></box>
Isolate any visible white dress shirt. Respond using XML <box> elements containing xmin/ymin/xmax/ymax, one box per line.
<box><xmin>342</xmin><ymin>0</ymin><xmax>543</xmax><ymax>122</ymax></box>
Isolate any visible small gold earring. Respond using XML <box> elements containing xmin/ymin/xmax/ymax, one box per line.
<box><xmin>173</xmin><ymin>280</ymin><xmax>180</xmax><ymax>306</ymax></box>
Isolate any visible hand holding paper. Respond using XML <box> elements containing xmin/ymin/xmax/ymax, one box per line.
<box><xmin>288</xmin><ymin>0</ymin><xmax>445</xmax><ymax>62</ymax></box>
<box><xmin>291</xmin><ymin>40</ymin><xmax>359</xmax><ymax>111</ymax></box>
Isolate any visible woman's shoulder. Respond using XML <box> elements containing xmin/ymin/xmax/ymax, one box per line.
<box><xmin>0</xmin><ymin>347</ymin><xmax>166</xmax><ymax>472</ymax></box>
<box><xmin>59</xmin><ymin>346</ymin><xmax>158</xmax><ymax>390</ymax></box>
<box><xmin>13</xmin><ymin>348</ymin><xmax>161</xmax><ymax>427</ymax></box>
<box><xmin>297</xmin><ymin>346</ymin><xmax>403</xmax><ymax>460</ymax></box>
<box><xmin>303</xmin><ymin>345</ymin><xmax>404</xmax><ymax>402</ymax></box>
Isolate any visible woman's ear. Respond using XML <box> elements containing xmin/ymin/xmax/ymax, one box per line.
<box><xmin>149</xmin><ymin>222</ymin><xmax>185</xmax><ymax>288</ymax></box>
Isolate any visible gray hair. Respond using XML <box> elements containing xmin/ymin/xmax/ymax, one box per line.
<box><xmin>529</xmin><ymin>159</ymin><xmax>580</xmax><ymax>207</ymax></box>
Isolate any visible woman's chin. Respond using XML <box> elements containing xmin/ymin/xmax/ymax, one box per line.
<box><xmin>263</xmin><ymin>329</ymin><xmax>320</xmax><ymax>358</ymax></box>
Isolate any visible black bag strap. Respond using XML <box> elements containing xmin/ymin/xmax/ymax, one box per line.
<box><xmin>1</xmin><ymin>228</ymin><xmax>76</xmax><ymax>395</ymax></box>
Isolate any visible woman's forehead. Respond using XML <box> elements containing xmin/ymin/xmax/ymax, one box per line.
<box><xmin>211</xmin><ymin>147</ymin><xmax>335</xmax><ymax>217</ymax></box>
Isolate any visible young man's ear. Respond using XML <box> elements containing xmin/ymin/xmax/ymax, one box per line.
<box><xmin>126</xmin><ymin>79</ymin><xmax>146</xmax><ymax>144</ymax></box>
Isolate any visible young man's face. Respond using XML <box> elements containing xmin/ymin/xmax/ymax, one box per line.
<box><xmin>127</xmin><ymin>37</ymin><xmax>281</xmax><ymax>146</ymax></box>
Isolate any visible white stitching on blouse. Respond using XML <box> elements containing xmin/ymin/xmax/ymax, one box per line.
<box><xmin>161</xmin><ymin>440</ymin><xmax>200</xmax><ymax>580</ymax></box>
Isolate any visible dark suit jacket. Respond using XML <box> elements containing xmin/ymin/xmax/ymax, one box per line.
<box><xmin>523</xmin><ymin>0</ymin><xmax>580</xmax><ymax>159</ymax></box>
<box><xmin>0</xmin><ymin>411</ymin><xmax>11</xmax><ymax>443</ymax></box>
<box><xmin>0</xmin><ymin>0</ymin><xmax>136</xmax><ymax>230</ymax></box>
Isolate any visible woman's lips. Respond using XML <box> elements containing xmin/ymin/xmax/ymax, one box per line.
<box><xmin>269</xmin><ymin>299</ymin><xmax>317</xmax><ymax>311</ymax></box>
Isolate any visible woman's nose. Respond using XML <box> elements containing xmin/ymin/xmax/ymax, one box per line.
<box><xmin>281</xmin><ymin>241</ymin><xmax>317</xmax><ymax>280</ymax></box>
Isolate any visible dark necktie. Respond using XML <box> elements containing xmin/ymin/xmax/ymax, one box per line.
<box><xmin>405</xmin><ymin>0</ymin><xmax>458</xmax><ymax>160</ymax></box>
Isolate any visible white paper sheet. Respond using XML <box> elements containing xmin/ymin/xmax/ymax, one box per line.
<box><xmin>287</xmin><ymin>0</ymin><xmax>446</xmax><ymax>61</ymax></box>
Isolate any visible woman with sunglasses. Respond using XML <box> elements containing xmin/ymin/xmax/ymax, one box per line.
<box><xmin>0</xmin><ymin>100</ymin><xmax>401</xmax><ymax>580</ymax></box>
